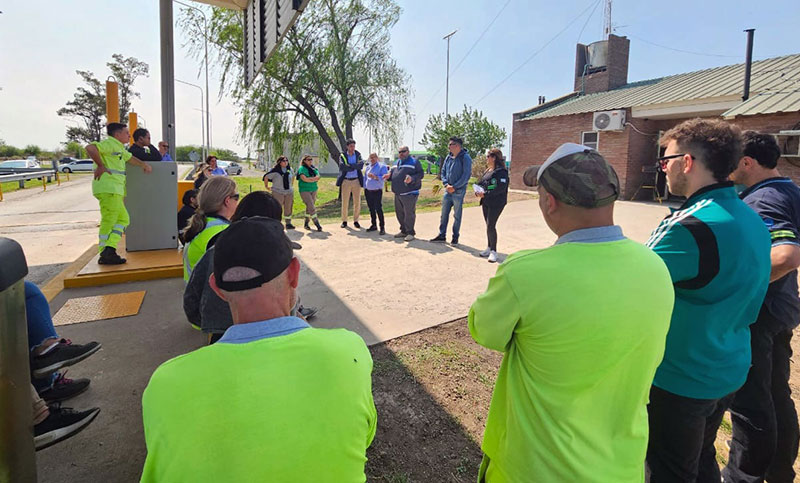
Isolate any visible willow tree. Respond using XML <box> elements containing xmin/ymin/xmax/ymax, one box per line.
<box><xmin>181</xmin><ymin>0</ymin><xmax>412</xmax><ymax>162</ymax></box>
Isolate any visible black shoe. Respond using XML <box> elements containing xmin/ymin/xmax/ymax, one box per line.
<box><xmin>451</xmin><ymin>237</ymin><xmax>459</xmax><ymax>245</ymax></box>
<box><xmin>314</xmin><ymin>219</ymin><xmax>322</xmax><ymax>232</ymax></box>
<box><xmin>341</xmin><ymin>221</ymin><xmax>347</xmax><ymax>228</ymax></box>
<box><xmin>31</xmin><ymin>340</ymin><xmax>101</xmax><ymax>379</ymax></box>
<box><xmin>285</xmin><ymin>222</ymin><xmax>296</xmax><ymax>230</ymax></box>
<box><xmin>304</xmin><ymin>219</ymin><xmax>311</xmax><ymax>230</ymax></box>
<box><xmin>34</xmin><ymin>405</ymin><xmax>100</xmax><ymax>451</ymax></box>
<box><xmin>38</xmin><ymin>372</ymin><xmax>90</xmax><ymax>403</ymax></box>
<box><xmin>379</xmin><ymin>227</ymin><xmax>385</xmax><ymax>235</ymax></box>
<box><xmin>97</xmin><ymin>247</ymin><xmax>126</xmax><ymax>265</ymax></box>
<box><xmin>354</xmin><ymin>221</ymin><xmax>361</xmax><ymax>229</ymax></box>
<box><xmin>298</xmin><ymin>305</ymin><xmax>318</xmax><ymax>320</ymax></box>
<box><xmin>366</xmin><ymin>225</ymin><xmax>377</xmax><ymax>232</ymax></box>
<box><xmin>430</xmin><ymin>234</ymin><xmax>447</xmax><ymax>243</ymax></box>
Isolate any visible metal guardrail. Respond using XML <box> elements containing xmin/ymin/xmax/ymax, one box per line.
<box><xmin>0</xmin><ymin>168</ymin><xmax>59</xmax><ymax>202</ymax></box>
<box><xmin>0</xmin><ymin>237</ymin><xmax>36</xmax><ymax>482</ymax></box>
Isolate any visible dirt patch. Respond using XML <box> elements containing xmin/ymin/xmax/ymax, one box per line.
<box><xmin>367</xmin><ymin>319</ymin><xmax>501</xmax><ymax>482</ymax></box>
<box><xmin>368</xmin><ymin>319</ymin><xmax>799</xmax><ymax>481</ymax></box>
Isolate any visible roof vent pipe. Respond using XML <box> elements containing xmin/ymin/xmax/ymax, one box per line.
<box><xmin>742</xmin><ymin>28</ymin><xmax>755</xmax><ymax>101</ymax></box>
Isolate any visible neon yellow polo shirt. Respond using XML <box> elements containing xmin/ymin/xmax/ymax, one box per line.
<box><xmin>141</xmin><ymin>319</ymin><xmax>377</xmax><ymax>482</ymax></box>
<box><xmin>469</xmin><ymin>227</ymin><xmax>673</xmax><ymax>482</ymax></box>
<box><xmin>91</xmin><ymin>137</ymin><xmax>132</xmax><ymax>196</ymax></box>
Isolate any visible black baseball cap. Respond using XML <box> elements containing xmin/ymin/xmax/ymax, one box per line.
<box><xmin>213</xmin><ymin>217</ymin><xmax>294</xmax><ymax>292</ymax></box>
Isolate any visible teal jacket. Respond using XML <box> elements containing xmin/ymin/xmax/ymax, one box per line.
<box><xmin>645</xmin><ymin>182</ymin><xmax>771</xmax><ymax>399</ymax></box>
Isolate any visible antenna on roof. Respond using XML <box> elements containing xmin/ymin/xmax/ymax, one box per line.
<box><xmin>603</xmin><ymin>0</ymin><xmax>612</xmax><ymax>40</ymax></box>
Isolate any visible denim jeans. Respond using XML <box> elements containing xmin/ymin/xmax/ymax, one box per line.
<box><xmin>25</xmin><ymin>281</ymin><xmax>57</xmax><ymax>351</ymax></box>
<box><xmin>438</xmin><ymin>187</ymin><xmax>466</xmax><ymax>238</ymax></box>
<box><xmin>25</xmin><ymin>281</ymin><xmax>58</xmax><ymax>389</ymax></box>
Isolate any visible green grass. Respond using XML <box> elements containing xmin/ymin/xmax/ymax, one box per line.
<box><xmin>232</xmin><ymin>174</ymin><xmax>488</xmax><ymax>224</ymax></box>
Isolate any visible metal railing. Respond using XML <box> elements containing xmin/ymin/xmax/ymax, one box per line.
<box><xmin>0</xmin><ymin>237</ymin><xmax>36</xmax><ymax>481</ymax></box>
<box><xmin>0</xmin><ymin>168</ymin><xmax>59</xmax><ymax>201</ymax></box>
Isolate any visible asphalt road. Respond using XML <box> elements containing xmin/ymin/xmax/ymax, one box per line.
<box><xmin>0</xmin><ymin>174</ymin><xmax>99</xmax><ymax>285</ymax></box>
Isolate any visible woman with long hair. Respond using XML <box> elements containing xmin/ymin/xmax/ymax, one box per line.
<box><xmin>297</xmin><ymin>155</ymin><xmax>322</xmax><ymax>231</ymax></box>
<box><xmin>183</xmin><ymin>176</ymin><xmax>238</xmax><ymax>281</ymax></box>
<box><xmin>476</xmin><ymin>148</ymin><xmax>509</xmax><ymax>263</ymax></box>
<box><xmin>263</xmin><ymin>156</ymin><xmax>295</xmax><ymax>229</ymax></box>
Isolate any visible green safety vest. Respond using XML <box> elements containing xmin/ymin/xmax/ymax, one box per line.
<box><xmin>91</xmin><ymin>137</ymin><xmax>132</xmax><ymax>196</ymax></box>
<box><xmin>183</xmin><ymin>217</ymin><xmax>229</xmax><ymax>282</ymax></box>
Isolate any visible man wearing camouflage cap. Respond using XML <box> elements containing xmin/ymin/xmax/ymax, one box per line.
<box><xmin>468</xmin><ymin>143</ymin><xmax>675</xmax><ymax>482</ymax></box>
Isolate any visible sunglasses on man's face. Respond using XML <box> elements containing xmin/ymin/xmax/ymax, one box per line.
<box><xmin>656</xmin><ymin>153</ymin><xmax>694</xmax><ymax>170</ymax></box>
<box><xmin>399</xmin><ymin>149</ymin><xmax>408</xmax><ymax>153</ymax></box>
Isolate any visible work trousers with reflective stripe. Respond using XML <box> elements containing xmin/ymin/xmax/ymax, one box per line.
<box><xmin>95</xmin><ymin>192</ymin><xmax>129</xmax><ymax>252</ymax></box>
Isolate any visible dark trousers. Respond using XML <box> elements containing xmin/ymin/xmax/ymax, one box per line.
<box><xmin>365</xmin><ymin>189</ymin><xmax>385</xmax><ymax>228</ymax></box>
<box><xmin>722</xmin><ymin>310</ymin><xmax>799</xmax><ymax>483</ymax></box>
<box><xmin>481</xmin><ymin>202</ymin><xmax>505</xmax><ymax>251</ymax></box>
<box><xmin>394</xmin><ymin>193</ymin><xmax>418</xmax><ymax>235</ymax></box>
<box><xmin>646</xmin><ymin>385</ymin><xmax>736</xmax><ymax>482</ymax></box>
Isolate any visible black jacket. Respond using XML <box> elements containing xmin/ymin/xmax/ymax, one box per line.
<box><xmin>336</xmin><ymin>150</ymin><xmax>364</xmax><ymax>187</ymax></box>
<box><xmin>128</xmin><ymin>144</ymin><xmax>162</xmax><ymax>161</ymax></box>
<box><xmin>389</xmin><ymin>157</ymin><xmax>424</xmax><ymax>195</ymax></box>
<box><xmin>478</xmin><ymin>167</ymin><xmax>509</xmax><ymax>206</ymax></box>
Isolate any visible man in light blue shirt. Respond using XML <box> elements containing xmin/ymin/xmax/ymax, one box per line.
<box><xmin>430</xmin><ymin>136</ymin><xmax>472</xmax><ymax>245</ymax></box>
<box><xmin>158</xmin><ymin>141</ymin><xmax>173</xmax><ymax>161</ymax></box>
<box><xmin>363</xmin><ymin>153</ymin><xmax>389</xmax><ymax>234</ymax></box>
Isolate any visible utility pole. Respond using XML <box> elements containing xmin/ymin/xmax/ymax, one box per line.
<box><xmin>174</xmin><ymin>1</ymin><xmax>211</xmax><ymax>160</ymax></box>
<box><xmin>603</xmin><ymin>0</ymin><xmax>612</xmax><ymax>39</ymax></box>
<box><xmin>443</xmin><ymin>30</ymin><xmax>457</xmax><ymax>124</ymax></box>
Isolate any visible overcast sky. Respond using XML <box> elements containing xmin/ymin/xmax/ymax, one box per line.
<box><xmin>0</xmin><ymin>0</ymin><xmax>798</xmax><ymax>158</ymax></box>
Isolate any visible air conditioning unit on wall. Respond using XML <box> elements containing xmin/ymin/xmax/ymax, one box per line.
<box><xmin>593</xmin><ymin>110</ymin><xmax>626</xmax><ymax>131</ymax></box>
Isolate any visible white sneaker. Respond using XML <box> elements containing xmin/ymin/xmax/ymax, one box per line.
<box><xmin>479</xmin><ymin>247</ymin><xmax>491</xmax><ymax>257</ymax></box>
<box><xmin>488</xmin><ymin>251</ymin><xmax>498</xmax><ymax>263</ymax></box>
<box><xmin>404</xmin><ymin>234</ymin><xmax>415</xmax><ymax>242</ymax></box>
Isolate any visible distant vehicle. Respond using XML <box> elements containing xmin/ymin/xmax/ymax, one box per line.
<box><xmin>0</xmin><ymin>159</ymin><xmax>40</xmax><ymax>169</ymax></box>
<box><xmin>57</xmin><ymin>156</ymin><xmax>80</xmax><ymax>165</ymax></box>
<box><xmin>218</xmin><ymin>160</ymin><xmax>242</xmax><ymax>176</ymax></box>
<box><xmin>58</xmin><ymin>159</ymin><xmax>95</xmax><ymax>173</ymax></box>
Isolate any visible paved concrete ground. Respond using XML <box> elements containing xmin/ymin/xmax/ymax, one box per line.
<box><xmin>0</xmin><ymin>175</ymin><xmax>98</xmax><ymax>284</ymax></box>
<box><xmin>33</xmin><ymin>198</ymin><xmax>672</xmax><ymax>481</ymax></box>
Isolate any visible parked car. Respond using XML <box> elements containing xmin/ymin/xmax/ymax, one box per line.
<box><xmin>218</xmin><ymin>160</ymin><xmax>242</xmax><ymax>175</ymax></box>
<box><xmin>57</xmin><ymin>156</ymin><xmax>79</xmax><ymax>166</ymax></box>
<box><xmin>58</xmin><ymin>159</ymin><xmax>95</xmax><ymax>173</ymax></box>
<box><xmin>0</xmin><ymin>159</ymin><xmax>40</xmax><ymax>169</ymax></box>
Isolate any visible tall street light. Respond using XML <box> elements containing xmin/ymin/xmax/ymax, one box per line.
<box><xmin>176</xmin><ymin>79</ymin><xmax>206</xmax><ymax>160</ymax></box>
<box><xmin>174</xmin><ymin>0</ymin><xmax>211</xmax><ymax>155</ymax></box>
<box><xmin>443</xmin><ymin>29</ymin><xmax>457</xmax><ymax>123</ymax></box>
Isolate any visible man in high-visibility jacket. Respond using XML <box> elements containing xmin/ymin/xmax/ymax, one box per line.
<box><xmin>85</xmin><ymin>122</ymin><xmax>152</xmax><ymax>265</ymax></box>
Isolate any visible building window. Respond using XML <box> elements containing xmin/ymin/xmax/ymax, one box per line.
<box><xmin>582</xmin><ymin>131</ymin><xmax>598</xmax><ymax>150</ymax></box>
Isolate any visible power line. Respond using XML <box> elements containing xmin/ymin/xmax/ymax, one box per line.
<box><xmin>577</xmin><ymin>0</ymin><xmax>603</xmax><ymax>44</ymax></box>
<box><xmin>418</xmin><ymin>0</ymin><xmax>514</xmax><ymax>113</ymax></box>
<box><xmin>623</xmin><ymin>33</ymin><xmax>740</xmax><ymax>58</ymax></box>
<box><xmin>474</xmin><ymin>0</ymin><xmax>600</xmax><ymax>106</ymax></box>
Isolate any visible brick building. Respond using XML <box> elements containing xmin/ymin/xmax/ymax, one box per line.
<box><xmin>510</xmin><ymin>35</ymin><xmax>800</xmax><ymax>198</ymax></box>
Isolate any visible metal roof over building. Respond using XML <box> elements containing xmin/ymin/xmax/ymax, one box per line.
<box><xmin>518</xmin><ymin>54</ymin><xmax>800</xmax><ymax>121</ymax></box>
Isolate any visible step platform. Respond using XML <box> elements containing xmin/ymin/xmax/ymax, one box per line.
<box><xmin>63</xmin><ymin>238</ymin><xmax>182</xmax><ymax>288</ymax></box>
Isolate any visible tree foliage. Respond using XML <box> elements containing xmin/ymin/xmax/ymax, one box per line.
<box><xmin>180</xmin><ymin>0</ymin><xmax>411</xmax><ymax>163</ymax></box>
<box><xmin>107</xmin><ymin>54</ymin><xmax>150</xmax><ymax>123</ymax></box>
<box><xmin>421</xmin><ymin>105</ymin><xmax>507</xmax><ymax>163</ymax></box>
<box><xmin>57</xmin><ymin>70</ymin><xmax>106</xmax><ymax>144</ymax></box>
<box><xmin>57</xmin><ymin>55</ymin><xmax>149</xmax><ymax>144</ymax></box>
<box><xmin>63</xmin><ymin>141</ymin><xmax>87</xmax><ymax>158</ymax></box>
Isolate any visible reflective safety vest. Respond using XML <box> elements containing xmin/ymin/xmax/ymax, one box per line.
<box><xmin>91</xmin><ymin>137</ymin><xmax>132</xmax><ymax>196</ymax></box>
<box><xmin>183</xmin><ymin>217</ymin><xmax>229</xmax><ymax>282</ymax></box>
